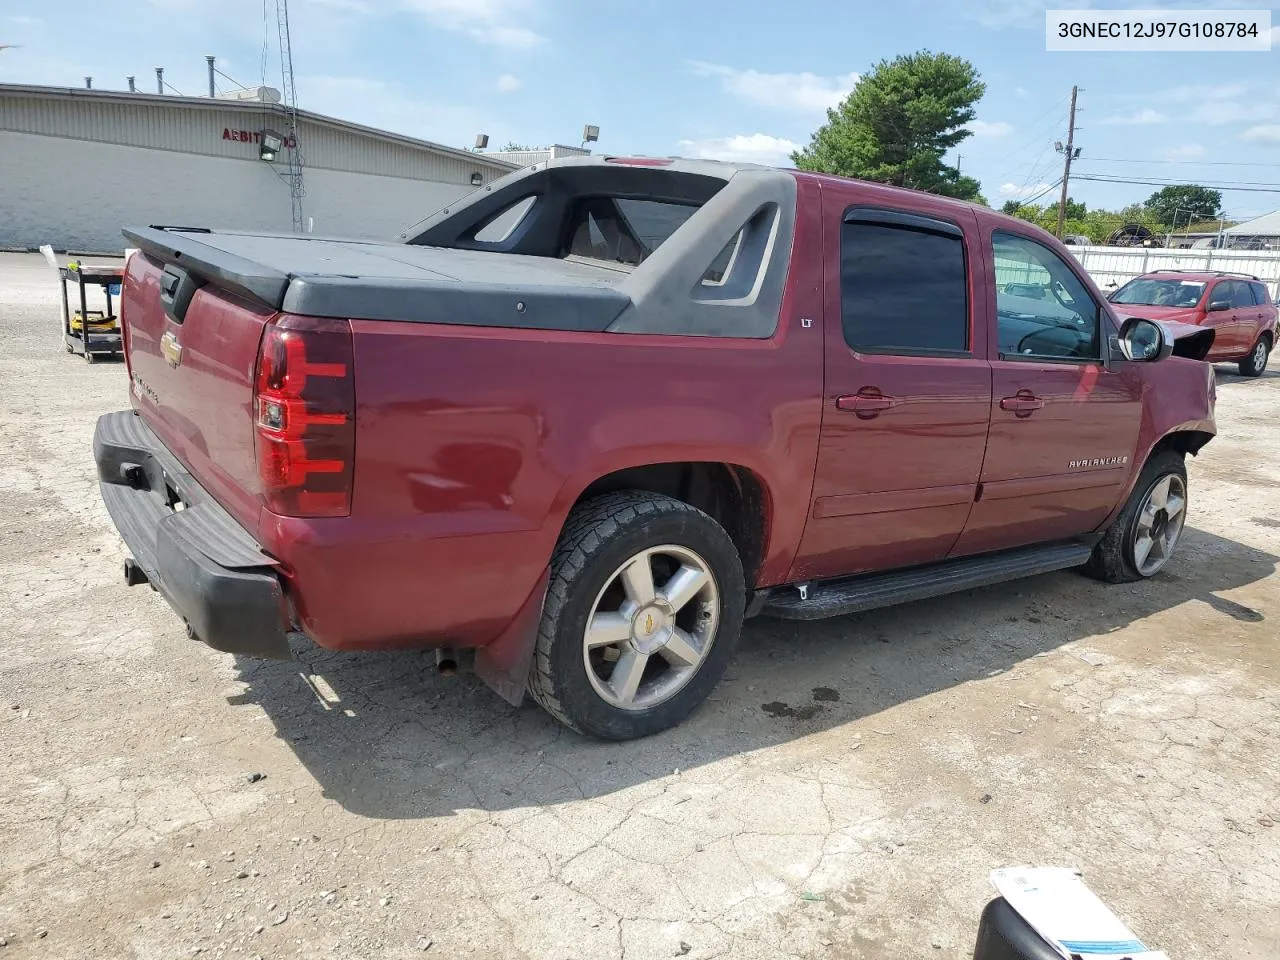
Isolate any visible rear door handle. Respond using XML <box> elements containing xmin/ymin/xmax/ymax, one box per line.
<box><xmin>836</xmin><ymin>392</ymin><xmax>898</xmax><ymax>415</ymax></box>
<box><xmin>1000</xmin><ymin>394</ymin><xmax>1045</xmax><ymax>414</ymax></box>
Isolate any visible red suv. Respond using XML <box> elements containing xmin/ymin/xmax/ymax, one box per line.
<box><xmin>1108</xmin><ymin>270</ymin><xmax>1277</xmax><ymax>376</ymax></box>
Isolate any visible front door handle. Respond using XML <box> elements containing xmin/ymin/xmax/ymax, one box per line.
<box><xmin>836</xmin><ymin>391</ymin><xmax>898</xmax><ymax>416</ymax></box>
<box><xmin>1000</xmin><ymin>393</ymin><xmax>1045</xmax><ymax>415</ymax></box>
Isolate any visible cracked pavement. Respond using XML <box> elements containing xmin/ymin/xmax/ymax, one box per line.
<box><xmin>1</xmin><ymin>252</ymin><xmax>1278</xmax><ymax>959</ymax></box>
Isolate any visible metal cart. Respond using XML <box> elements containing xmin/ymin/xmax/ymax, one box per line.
<box><xmin>58</xmin><ymin>261</ymin><xmax>125</xmax><ymax>363</ymax></box>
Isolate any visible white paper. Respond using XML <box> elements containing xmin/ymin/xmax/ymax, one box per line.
<box><xmin>990</xmin><ymin>867</ymin><xmax>1169</xmax><ymax>960</ymax></box>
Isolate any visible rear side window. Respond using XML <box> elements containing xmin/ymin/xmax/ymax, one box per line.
<box><xmin>1219</xmin><ymin>280</ymin><xmax>1255</xmax><ymax>309</ymax></box>
<box><xmin>840</xmin><ymin>218</ymin><xmax>968</xmax><ymax>354</ymax></box>
<box><xmin>1249</xmin><ymin>281</ymin><xmax>1272</xmax><ymax>306</ymax></box>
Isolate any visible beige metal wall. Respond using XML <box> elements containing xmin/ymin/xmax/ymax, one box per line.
<box><xmin>0</xmin><ymin>87</ymin><xmax>512</xmax><ymax>250</ymax></box>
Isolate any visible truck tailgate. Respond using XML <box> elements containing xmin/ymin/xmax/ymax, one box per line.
<box><xmin>123</xmin><ymin>253</ymin><xmax>269</xmax><ymax>534</ymax></box>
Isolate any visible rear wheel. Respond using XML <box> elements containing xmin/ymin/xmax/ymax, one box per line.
<box><xmin>1239</xmin><ymin>334</ymin><xmax>1271</xmax><ymax>377</ymax></box>
<box><xmin>528</xmin><ymin>491</ymin><xmax>744</xmax><ymax>740</ymax></box>
<box><xmin>1084</xmin><ymin>450</ymin><xmax>1188</xmax><ymax>583</ymax></box>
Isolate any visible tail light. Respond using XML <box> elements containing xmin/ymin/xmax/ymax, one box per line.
<box><xmin>254</xmin><ymin>315</ymin><xmax>355</xmax><ymax>518</ymax></box>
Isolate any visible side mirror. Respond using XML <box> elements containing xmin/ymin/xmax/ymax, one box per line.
<box><xmin>1117</xmin><ymin>316</ymin><xmax>1169</xmax><ymax>362</ymax></box>
<box><xmin>1207</xmin><ymin>300</ymin><xmax>1231</xmax><ymax>312</ymax></box>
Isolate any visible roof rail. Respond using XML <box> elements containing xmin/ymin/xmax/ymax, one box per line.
<box><xmin>1150</xmin><ymin>268</ymin><xmax>1260</xmax><ymax>280</ymax></box>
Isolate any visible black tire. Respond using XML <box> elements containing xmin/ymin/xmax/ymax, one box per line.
<box><xmin>1238</xmin><ymin>333</ymin><xmax>1271</xmax><ymax>377</ymax></box>
<box><xmin>528</xmin><ymin>491</ymin><xmax>745</xmax><ymax>740</ymax></box>
<box><xmin>1083</xmin><ymin>450</ymin><xmax>1187</xmax><ymax>583</ymax></box>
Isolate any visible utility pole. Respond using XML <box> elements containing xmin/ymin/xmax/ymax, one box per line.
<box><xmin>1054</xmin><ymin>85</ymin><xmax>1080</xmax><ymax>240</ymax></box>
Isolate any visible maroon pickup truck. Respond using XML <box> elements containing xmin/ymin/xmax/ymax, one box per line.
<box><xmin>95</xmin><ymin>157</ymin><xmax>1216</xmax><ymax>740</ymax></box>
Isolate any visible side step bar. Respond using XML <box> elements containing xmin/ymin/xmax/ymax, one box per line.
<box><xmin>763</xmin><ymin>541</ymin><xmax>1095</xmax><ymax>622</ymax></box>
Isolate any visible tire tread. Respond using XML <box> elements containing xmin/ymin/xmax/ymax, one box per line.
<box><xmin>527</xmin><ymin>491</ymin><xmax>726</xmax><ymax>735</ymax></box>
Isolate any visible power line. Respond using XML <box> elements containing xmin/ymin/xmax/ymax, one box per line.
<box><xmin>1074</xmin><ymin>174</ymin><xmax>1280</xmax><ymax>194</ymax></box>
<box><xmin>1082</xmin><ymin>156</ymin><xmax>1280</xmax><ymax>168</ymax></box>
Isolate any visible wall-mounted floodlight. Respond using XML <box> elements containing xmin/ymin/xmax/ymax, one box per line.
<box><xmin>582</xmin><ymin>124</ymin><xmax>600</xmax><ymax>145</ymax></box>
<box><xmin>475</xmin><ymin>133</ymin><xmax>490</xmax><ymax>150</ymax></box>
<box><xmin>471</xmin><ymin>172</ymin><xmax>484</xmax><ymax>186</ymax></box>
<box><xmin>260</xmin><ymin>130</ymin><xmax>284</xmax><ymax>162</ymax></box>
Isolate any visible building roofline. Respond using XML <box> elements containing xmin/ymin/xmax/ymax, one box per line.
<box><xmin>0</xmin><ymin>81</ymin><xmax>517</xmax><ymax>172</ymax></box>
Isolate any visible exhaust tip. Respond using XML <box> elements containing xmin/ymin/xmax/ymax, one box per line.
<box><xmin>435</xmin><ymin>648</ymin><xmax>459</xmax><ymax>677</ymax></box>
<box><xmin>123</xmin><ymin>559</ymin><xmax>150</xmax><ymax>587</ymax></box>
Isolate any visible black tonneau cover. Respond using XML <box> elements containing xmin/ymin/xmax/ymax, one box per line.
<box><xmin>122</xmin><ymin>226</ymin><xmax>631</xmax><ymax>332</ymax></box>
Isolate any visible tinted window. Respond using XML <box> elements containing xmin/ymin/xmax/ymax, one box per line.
<box><xmin>840</xmin><ymin>220</ymin><xmax>968</xmax><ymax>354</ymax></box>
<box><xmin>1227</xmin><ymin>280</ymin><xmax>1256</xmax><ymax>309</ymax></box>
<box><xmin>993</xmin><ymin>232</ymin><xmax>1100</xmax><ymax>361</ymax></box>
<box><xmin>563</xmin><ymin>197</ymin><xmax>697</xmax><ymax>266</ymax></box>
<box><xmin>1250</xmin><ymin>282</ymin><xmax>1274</xmax><ymax>306</ymax></box>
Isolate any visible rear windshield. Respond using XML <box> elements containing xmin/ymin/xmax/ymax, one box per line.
<box><xmin>563</xmin><ymin>197</ymin><xmax>699</xmax><ymax>267</ymax></box>
<box><xmin>1111</xmin><ymin>278</ymin><xmax>1206</xmax><ymax>308</ymax></box>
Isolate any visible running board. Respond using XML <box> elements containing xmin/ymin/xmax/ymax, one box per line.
<box><xmin>763</xmin><ymin>541</ymin><xmax>1095</xmax><ymax>622</ymax></box>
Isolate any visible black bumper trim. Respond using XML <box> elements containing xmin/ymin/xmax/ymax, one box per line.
<box><xmin>95</xmin><ymin>411</ymin><xmax>292</xmax><ymax>660</ymax></box>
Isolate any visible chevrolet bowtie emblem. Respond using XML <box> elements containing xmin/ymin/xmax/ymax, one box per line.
<box><xmin>160</xmin><ymin>329</ymin><xmax>183</xmax><ymax>368</ymax></box>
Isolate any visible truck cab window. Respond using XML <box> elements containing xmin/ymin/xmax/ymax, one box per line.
<box><xmin>993</xmin><ymin>231</ymin><xmax>1100</xmax><ymax>361</ymax></box>
<box><xmin>563</xmin><ymin>197</ymin><xmax>698</xmax><ymax>267</ymax></box>
<box><xmin>840</xmin><ymin>220</ymin><xmax>969</xmax><ymax>354</ymax></box>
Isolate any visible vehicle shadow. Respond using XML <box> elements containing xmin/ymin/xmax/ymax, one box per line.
<box><xmin>232</xmin><ymin>526</ymin><xmax>1275</xmax><ymax>820</ymax></box>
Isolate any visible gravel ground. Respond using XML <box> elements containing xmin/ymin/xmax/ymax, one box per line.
<box><xmin>1</xmin><ymin>251</ymin><xmax>1278</xmax><ymax>959</ymax></box>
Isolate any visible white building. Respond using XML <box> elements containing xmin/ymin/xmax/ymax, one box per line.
<box><xmin>487</xmin><ymin>144</ymin><xmax>592</xmax><ymax>167</ymax></box>
<box><xmin>1224</xmin><ymin>210</ymin><xmax>1280</xmax><ymax>250</ymax></box>
<box><xmin>0</xmin><ymin>82</ymin><xmax>516</xmax><ymax>252</ymax></box>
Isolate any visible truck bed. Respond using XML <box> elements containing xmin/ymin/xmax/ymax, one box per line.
<box><xmin>122</xmin><ymin>226</ymin><xmax>632</xmax><ymax>331</ymax></box>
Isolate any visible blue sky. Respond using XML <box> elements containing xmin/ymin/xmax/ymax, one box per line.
<box><xmin>3</xmin><ymin>0</ymin><xmax>1278</xmax><ymax>219</ymax></box>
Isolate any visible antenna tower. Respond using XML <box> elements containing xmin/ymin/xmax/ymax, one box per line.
<box><xmin>276</xmin><ymin>0</ymin><xmax>305</xmax><ymax>231</ymax></box>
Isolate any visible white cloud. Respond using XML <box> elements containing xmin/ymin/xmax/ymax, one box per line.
<box><xmin>1187</xmin><ymin>99</ymin><xmax>1277</xmax><ymax>125</ymax></box>
<box><xmin>298</xmin><ymin>75</ymin><xmax>487</xmax><ymax>147</ymax></box>
<box><xmin>7</xmin><ymin>14</ymin><xmax>43</xmax><ymax>25</ymax></box>
<box><xmin>964</xmin><ymin>0</ymin><xmax>1094</xmax><ymax>29</ymax></box>
<box><xmin>1165</xmin><ymin>83</ymin><xmax>1248</xmax><ymax>102</ymax></box>
<box><xmin>1162</xmin><ymin>143</ymin><xmax>1205</xmax><ymax>159</ymax></box>
<box><xmin>398</xmin><ymin>0</ymin><xmax>544</xmax><ymax>48</ymax></box>
<box><xmin>969</xmin><ymin>120</ymin><xmax>1014</xmax><ymax>138</ymax></box>
<box><xmin>1241</xmin><ymin>124</ymin><xmax>1280</xmax><ymax>144</ymax></box>
<box><xmin>999</xmin><ymin>181</ymin><xmax>1054</xmax><ymax>199</ymax></box>
<box><xmin>688</xmin><ymin>62</ymin><xmax>858</xmax><ymax>114</ymax></box>
<box><xmin>676</xmin><ymin>134</ymin><xmax>800</xmax><ymax>166</ymax></box>
<box><xmin>495</xmin><ymin>73</ymin><xmax>522</xmax><ymax>93</ymax></box>
<box><xmin>1015</xmin><ymin>87</ymin><xmax>1029</xmax><ymax>97</ymax></box>
<box><xmin>1101</xmin><ymin>108</ymin><xmax>1167</xmax><ymax>126</ymax></box>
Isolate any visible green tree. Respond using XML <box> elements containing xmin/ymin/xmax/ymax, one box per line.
<box><xmin>502</xmin><ymin>141</ymin><xmax>532</xmax><ymax>151</ymax></box>
<box><xmin>1000</xmin><ymin>199</ymin><xmax>1022</xmax><ymax>215</ymax></box>
<box><xmin>1144</xmin><ymin>185</ymin><xmax>1222</xmax><ymax>225</ymax></box>
<box><xmin>792</xmin><ymin>51</ymin><xmax>986</xmax><ymax>202</ymax></box>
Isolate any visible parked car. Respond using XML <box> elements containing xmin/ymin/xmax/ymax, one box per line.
<box><xmin>95</xmin><ymin>157</ymin><xmax>1217</xmax><ymax>740</ymax></box>
<box><xmin>1108</xmin><ymin>270</ymin><xmax>1277</xmax><ymax>376</ymax></box>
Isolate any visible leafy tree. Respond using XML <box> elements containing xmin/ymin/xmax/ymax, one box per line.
<box><xmin>1144</xmin><ymin>185</ymin><xmax>1222</xmax><ymax>225</ymax></box>
<box><xmin>792</xmin><ymin>51</ymin><xmax>986</xmax><ymax>202</ymax></box>
<box><xmin>1001</xmin><ymin>199</ymin><xmax>1022</xmax><ymax>215</ymax></box>
<box><xmin>502</xmin><ymin>141</ymin><xmax>532</xmax><ymax>151</ymax></box>
<box><xmin>1062</xmin><ymin>197</ymin><xmax>1086</xmax><ymax>220</ymax></box>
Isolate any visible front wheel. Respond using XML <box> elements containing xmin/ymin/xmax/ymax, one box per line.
<box><xmin>528</xmin><ymin>491</ymin><xmax>745</xmax><ymax>740</ymax></box>
<box><xmin>1084</xmin><ymin>450</ymin><xmax>1188</xmax><ymax>583</ymax></box>
<box><xmin>1239</xmin><ymin>335</ymin><xmax>1271</xmax><ymax>377</ymax></box>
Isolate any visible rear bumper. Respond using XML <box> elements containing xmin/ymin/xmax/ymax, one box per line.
<box><xmin>94</xmin><ymin>411</ymin><xmax>292</xmax><ymax>660</ymax></box>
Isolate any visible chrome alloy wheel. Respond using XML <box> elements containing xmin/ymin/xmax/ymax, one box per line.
<box><xmin>1251</xmin><ymin>339</ymin><xmax>1269</xmax><ymax>373</ymax></box>
<box><xmin>1133</xmin><ymin>473</ymin><xmax>1187</xmax><ymax>576</ymax></box>
<box><xmin>582</xmin><ymin>545</ymin><xmax>720</xmax><ymax>711</ymax></box>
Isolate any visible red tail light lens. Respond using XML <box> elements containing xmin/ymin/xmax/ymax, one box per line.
<box><xmin>254</xmin><ymin>315</ymin><xmax>355</xmax><ymax>518</ymax></box>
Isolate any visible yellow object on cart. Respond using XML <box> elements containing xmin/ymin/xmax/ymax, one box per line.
<box><xmin>70</xmin><ymin>309</ymin><xmax>119</xmax><ymax>333</ymax></box>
